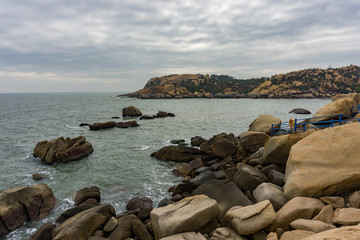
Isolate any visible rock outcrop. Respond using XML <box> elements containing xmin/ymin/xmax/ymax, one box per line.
<box><xmin>0</xmin><ymin>184</ymin><xmax>56</xmax><ymax>237</ymax></box>
<box><xmin>151</xmin><ymin>146</ymin><xmax>206</xmax><ymax>162</ymax></box>
<box><xmin>122</xmin><ymin>106</ymin><xmax>142</xmax><ymax>117</ymax></box>
<box><xmin>33</xmin><ymin>136</ymin><xmax>93</xmax><ymax>164</ymax></box>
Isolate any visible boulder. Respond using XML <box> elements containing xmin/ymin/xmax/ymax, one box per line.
<box><xmin>56</xmin><ymin>204</ymin><xmax>95</xmax><ymax>224</ymax></box>
<box><xmin>238</xmin><ymin>131</ymin><xmax>270</xmax><ymax>154</ymax></box>
<box><xmin>269</xmin><ymin>197</ymin><xmax>324</xmax><ymax>232</ymax></box>
<box><xmin>30</xmin><ymin>222</ymin><xmax>56</xmax><ymax>240</ymax></box>
<box><xmin>302</xmin><ymin>224</ymin><xmax>360</xmax><ymax>240</ymax></box>
<box><xmin>89</xmin><ymin>121</ymin><xmax>116</xmax><ymax>130</ymax></box>
<box><xmin>248</xmin><ymin>114</ymin><xmax>282</xmax><ymax>135</ymax></box>
<box><xmin>0</xmin><ymin>184</ymin><xmax>56</xmax><ymax>237</ymax></box>
<box><xmin>210</xmin><ymin>138</ymin><xmax>238</xmax><ymax>158</ymax></box>
<box><xmin>333</xmin><ymin>208</ymin><xmax>360</xmax><ymax>225</ymax></box>
<box><xmin>32</xmin><ymin>172</ymin><xmax>45</xmax><ymax>181</ymax></box>
<box><xmin>261</xmin><ymin>131</ymin><xmax>314</xmax><ymax>165</ymax></box>
<box><xmin>116</xmin><ymin>121</ymin><xmax>139</xmax><ymax>128</ymax></box>
<box><xmin>53</xmin><ymin>204</ymin><xmax>115</xmax><ymax>240</ymax></box>
<box><xmin>122</xmin><ymin>106</ymin><xmax>142</xmax><ymax>117</ymax></box>
<box><xmin>126</xmin><ymin>197</ymin><xmax>153</xmax><ymax>220</ymax></box>
<box><xmin>290</xmin><ymin>219</ymin><xmax>335</xmax><ymax>233</ymax></box>
<box><xmin>284</xmin><ymin>123</ymin><xmax>360</xmax><ymax>199</ymax></box>
<box><xmin>268</xmin><ymin>170</ymin><xmax>285</xmax><ymax>187</ymax></box>
<box><xmin>190</xmin><ymin>170</ymin><xmax>216</xmax><ymax>186</ymax></box>
<box><xmin>150</xmin><ymin>195</ymin><xmax>220</xmax><ymax>239</ymax></box>
<box><xmin>210</xmin><ymin>227</ymin><xmax>247</xmax><ymax>240</ymax></box>
<box><xmin>312</xmin><ymin>205</ymin><xmax>334</xmax><ymax>224</ymax></box>
<box><xmin>224</xmin><ymin>200</ymin><xmax>276</xmax><ymax>235</ymax></box>
<box><xmin>160</xmin><ymin>232</ymin><xmax>207</xmax><ymax>240</ymax></box>
<box><xmin>199</xmin><ymin>133</ymin><xmax>230</xmax><ymax>152</ymax></box>
<box><xmin>319</xmin><ymin>196</ymin><xmax>345</xmax><ymax>208</ymax></box>
<box><xmin>108</xmin><ymin>214</ymin><xmax>152</xmax><ymax>240</ymax></box>
<box><xmin>348</xmin><ymin>191</ymin><xmax>360</xmax><ymax>208</ymax></box>
<box><xmin>289</xmin><ymin>108</ymin><xmax>311</xmax><ymax>114</ymax></box>
<box><xmin>74</xmin><ymin>186</ymin><xmax>100</xmax><ymax>206</ymax></box>
<box><xmin>156</xmin><ymin>111</ymin><xmax>169</xmax><ymax>117</ymax></box>
<box><xmin>33</xmin><ymin>136</ymin><xmax>93</xmax><ymax>164</ymax></box>
<box><xmin>310</xmin><ymin>96</ymin><xmax>357</xmax><ymax>123</ymax></box>
<box><xmin>253</xmin><ymin>183</ymin><xmax>288</xmax><ymax>211</ymax></box>
<box><xmin>151</xmin><ymin>146</ymin><xmax>205</xmax><ymax>162</ymax></box>
<box><xmin>192</xmin><ymin>179</ymin><xmax>253</xmax><ymax>225</ymax></box>
<box><xmin>191</xmin><ymin>136</ymin><xmax>206</xmax><ymax>147</ymax></box>
<box><xmin>233</xmin><ymin>164</ymin><xmax>268</xmax><ymax>192</ymax></box>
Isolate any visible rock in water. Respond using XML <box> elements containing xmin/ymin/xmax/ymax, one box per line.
<box><xmin>284</xmin><ymin>123</ymin><xmax>360</xmax><ymax>199</ymax></box>
<box><xmin>151</xmin><ymin>146</ymin><xmax>205</xmax><ymax>162</ymax></box>
<box><xmin>122</xmin><ymin>106</ymin><xmax>142</xmax><ymax>117</ymax></box>
<box><xmin>0</xmin><ymin>184</ymin><xmax>56</xmax><ymax>237</ymax></box>
<box><xmin>116</xmin><ymin>121</ymin><xmax>139</xmax><ymax>128</ymax></box>
<box><xmin>289</xmin><ymin>108</ymin><xmax>312</xmax><ymax>114</ymax></box>
<box><xmin>33</xmin><ymin>136</ymin><xmax>93</xmax><ymax>164</ymax></box>
<box><xmin>89</xmin><ymin>121</ymin><xmax>116</xmax><ymax>130</ymax></box>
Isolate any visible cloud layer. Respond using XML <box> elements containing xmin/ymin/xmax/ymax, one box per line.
<box><xmin>1</xmin><ymin>0</ymin><xmax>359</xmax><ymax>92</ymax></box>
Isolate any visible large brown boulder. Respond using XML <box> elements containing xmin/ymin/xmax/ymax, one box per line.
<box><xmin>248</xmin><ymin>115</ymin><xmax>281</xmax><ymax>135</ymax></box>
<box><xmin>122</xmin><ymin>106</ymin><xmax>143</xmax><ymax>117</ymax></box>
<box><xmin>233</xmin><ymin>164</ymin><xmax>268</xmax><ymax>192</ymax></box>
<box><xmin>0</xmin><ymin>184</ymin><xmax>56</xmax><ymax>237</ymax></box>
<box><xmin>238</xmin><ymin>131</ymin><xmax>270</xmax><ymax>154</ymax></box>
<box><xmin>150</xmin><ymin>195</ymin><xmax>220</xmax><ymax>239</ymax></box>
<box><xmin>33</xmin><ymin>136</ymin><xmax>93</xmax><ymax>164</ymax></box>
<box><xmin>108</xmin><ymin>214</ymin><xmax>152</xmax><ymax>240</ymax></box>
<box><xmin>310</xmin><ymin>95</ymin><xmax>358</xmax><ymax>123</ymax></box>
<box><xmin>210</xmin><ymin>138</ymin><xmax>238</xmax><ymax>158</ymax></box>
<box><xmin>284</xmin><ymin>123</ymin><xmax>360</xmax><ymax>199</ymax></box>
<box><xmin>151</xmin><ymin>146</ymin><xmax>205</xmax><ymax>162</ymax></box>
<box><xmin>53</xmin><ymin>204</ymin><xmax>115</xmax><ymax>240</ymax></box>
<box><xmin>74</xmin><ymin>186</ymin><xmax>100</xmax><ymax>206</ymax></box>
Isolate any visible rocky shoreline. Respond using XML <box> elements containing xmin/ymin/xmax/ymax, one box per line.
<box><xmin>2</xmin><ymin>94</ymin><xmax>360</xmax><ymax>239</ymax></box>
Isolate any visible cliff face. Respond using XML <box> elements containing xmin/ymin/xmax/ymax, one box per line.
<box><xmin>250</xmin><ymin>65</ymin><xmax>360</xmax><ymax>98</ymax></box>
<box><xmin>125</xmin><ymin>65</ymin><xmax>360</xmax><ymax>99</ymax></box>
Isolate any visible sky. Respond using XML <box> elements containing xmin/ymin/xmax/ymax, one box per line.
<box><xmin>0</xmin><ymin>0</ymin><xmax>360</xmax><ymax>93</ymax></box>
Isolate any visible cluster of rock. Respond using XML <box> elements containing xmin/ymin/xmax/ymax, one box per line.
<box><xmin>122</xmin><ymin>65</ymin><xmax>360</xmax><ymax>99</ymax></box>
<box><xmin>33</xmin><ymin>136</ymin><xmax>93</xmax><ymax>164</ymax></box>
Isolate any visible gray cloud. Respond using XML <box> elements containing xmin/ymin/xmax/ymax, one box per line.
<box><xmin>0</xmin><ymin>0</ymin><xmax>359</xmax><ymax>92</ymax></box>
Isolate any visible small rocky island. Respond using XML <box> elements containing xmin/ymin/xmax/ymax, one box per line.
<box><xmin>122</xmin><ymin>65</ymin><xmax>360</xmax><ymax>99</ymax></box>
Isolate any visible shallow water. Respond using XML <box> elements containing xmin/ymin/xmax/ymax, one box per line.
<box><xmin>0</xmin><ymin>92</ymin><xmax>330</xmax><ymax>239</ymax></box>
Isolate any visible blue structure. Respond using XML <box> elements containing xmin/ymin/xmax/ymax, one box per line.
<box><xmin>271</xmin><ymin>114</ymin><xmax>360</xmax><ymax>136</ymax></box>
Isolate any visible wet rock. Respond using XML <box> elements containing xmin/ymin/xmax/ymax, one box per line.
<box><xmin>191</xmin><ymin>136</ymin><xmax>206</xmax><ymax>146</ymax></box>
<box><xmin>33</xmin><ymin>136</ymin><xmax>93</xmax><ymax>164</ymax></box>
<box><xmin>289</xmin><ymin>108</ymin><xmax>312</xmax><ymax>114</ymax></box>
<box><xmin>29</xmin><ymin>222</ymin><xmax>56</xmax><ymax>240</ymax></box>
<box><xmin>116</xmin><ymin>121</ymin><xmax>139</xmax><ymax>128</ymax></box>
<box><xmin>170</xmin><ymin>139</ymin><xmax>185</xmax><ymax>144</ymax></box>
<box><xmin>32</xmin><ymin>172</ymin><xmax>45</xmax><ymax>181</ymax></box>
<box><xmin>151</xmin><ymin>146</ymin><xmax>205</xmax><ymax>162</ymax></box>
<box><xmin>156</xmin><ymin>111</ymin><xmax>168</xmax><ymax>117</ymax></box>
<box><xmin>158</xmin><ymin>198</ymin><xmax>173</xmax><ymax>208</ymax></box>
<box><xmin>56</xmin><ymin>204</ymin><xmax>95</xmax><ymax>224</ymax></box>
<box><xmin>89</xmin><ymin>121</ymin><xmax>116</xmax><ymax>130</ymax></box>
<box><xmin>122</xmin><ymin>106</ymin><xmax>142</xmax><ymax>117</ymax></box>
<box><xmin>268</xmin><ymin>170</ymin><xmax>285</xmax><ymax>187</ymax></box>
<box><xmin>0</xmin><ymin>184</ymin><xmax>56</xmax><ymax>237</ymax></box>
<box><xmin>167</xmin><ymin>112</ymin><xmax>175</xmax><ymax>117</ymax></box>
<box><xmin>111</xmin><ymin>116</ymin><xmax>120</xmax><ymax>119</ymax></box>
<box><xmin>53</xmin><ymin>204</ymin><xmax>115</xmax><ymax>240</ymax></box>
<box><xmin>79</xmin><ymin>123</ymin><xmax>90</xmax><ymax>127</ymax></box>
<box><xmin>74</xmin><ymin>186</ymin><xmax>100</xmax><ymax>206</ymax></box>
<box><xmin>210</xmin><ymin>138</ymin><xmax>238</xmax><ymax>158</ymax></box>
<box><xmin>140</xmin><ymin>115</ymin><xmax>155</xmax><ymax>120</ymax></box>
<box><xmin>126</xmin><ymin>197</ymin><xmax>153</xmax><ymax>221</ymax></box>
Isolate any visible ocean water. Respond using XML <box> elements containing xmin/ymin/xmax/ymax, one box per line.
<box><xmin>0</xmin><ymin>92</ymin><xmax>330</xmax><ymax>239</ymax></box>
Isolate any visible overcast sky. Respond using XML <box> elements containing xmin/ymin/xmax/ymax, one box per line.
<box><xmin>1</xmin><ymin>0</ymin><xmax>359</xmax><ymax>93</ymax></box>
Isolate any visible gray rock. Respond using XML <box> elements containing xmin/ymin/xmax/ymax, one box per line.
<box><xmin>233</xmin><ymin>165</ymin><xmax>269</xmax><ymax>192</ymax></box>
<box><xmin>253</xmin><ymin>183</ymin><xmax>288</xmax><ymax>211</ymax></box>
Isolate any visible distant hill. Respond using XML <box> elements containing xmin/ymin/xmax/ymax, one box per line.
<box><xmin>123</xmin><ymin>65</ymin><xmax>360</xmax><ymax>98</ymax></box>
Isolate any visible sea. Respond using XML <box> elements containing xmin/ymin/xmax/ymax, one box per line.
<box><xmin>0</xmin><ymin>92</ymin><xmax>331</xmax><ymax>239</ymax></box>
